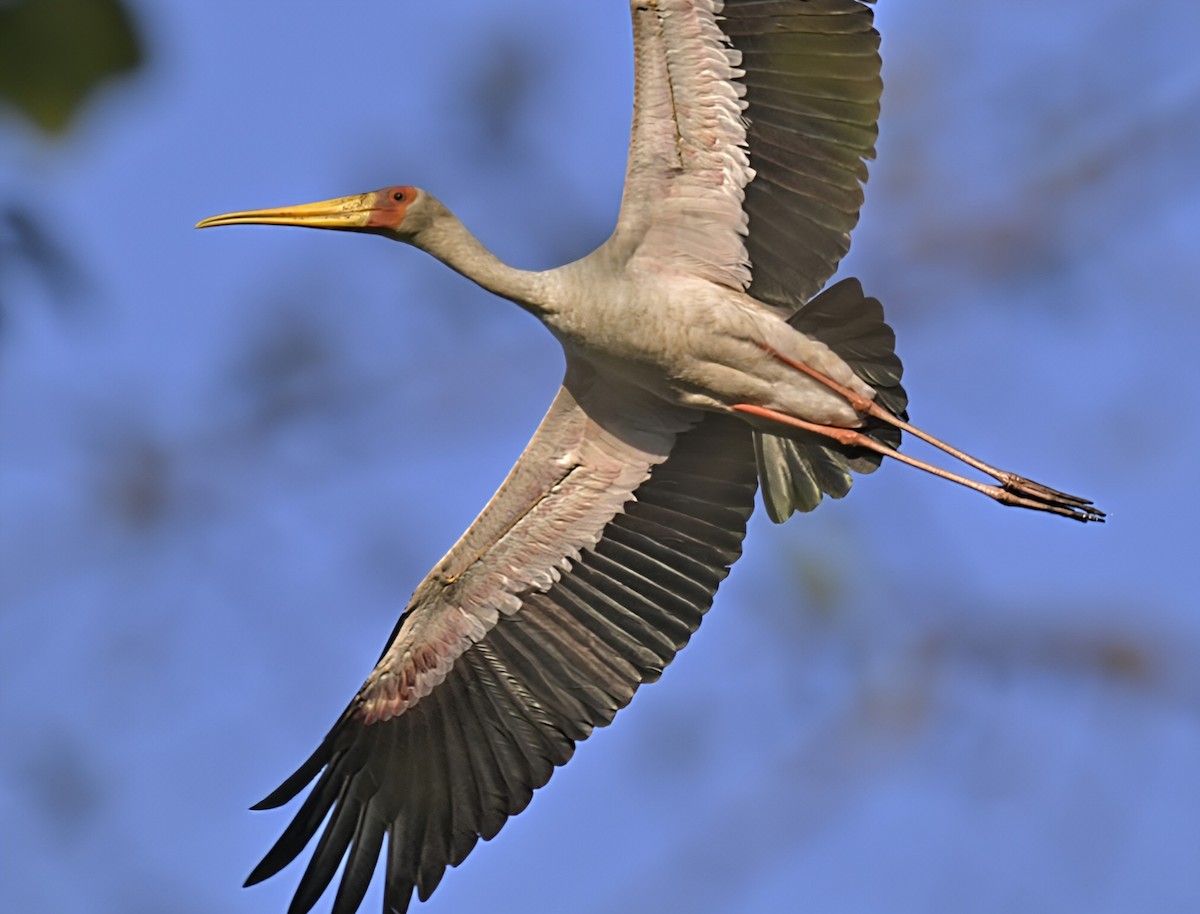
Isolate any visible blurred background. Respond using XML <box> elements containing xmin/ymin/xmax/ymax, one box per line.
<box><xmin>2</xmin><ymin>1</ymin><xmax>1198</xmax><ymax>912</ymax></box>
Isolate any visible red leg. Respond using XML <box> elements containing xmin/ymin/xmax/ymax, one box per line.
<box><xmin>742</xmin><ymin>345</ymin><xmax>1104</xmax><ymax>523</ymax></box>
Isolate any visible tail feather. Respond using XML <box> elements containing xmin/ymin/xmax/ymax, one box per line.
<box><xmin>754</xmin><ymin>278</ymin><xmax>908</xmax><ymax>523</ymax></box>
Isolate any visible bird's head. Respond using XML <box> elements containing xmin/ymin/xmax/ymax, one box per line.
<box><xmin>196</xmin><ymin>185</ymin><xmax>436</xmax><ymax>242</ymax></box>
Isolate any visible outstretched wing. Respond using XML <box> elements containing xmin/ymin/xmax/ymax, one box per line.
<box><xmin>616</xmin><ymin>0</ymin><xmax>881</xmax><ymax>307</ymax></box>
<box><xmin>246</xmin><ymin>364</ymin><xmax>759</xmax><ymax>914</ymax></box>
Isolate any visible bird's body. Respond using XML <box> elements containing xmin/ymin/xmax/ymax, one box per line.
<box><xmin>197</xmin><ymin>2</ymin><xmax>1102</xmax><ymax>913</ymax></box>
<box><xmin>546</xmin><ymin>252</ymin><xmax>871</xmax><ymax>426</ymax></box>
<box><xmin>397</xmin><ymin>180</ymin><xmax>875</xmax><ymax>431</ymax></box>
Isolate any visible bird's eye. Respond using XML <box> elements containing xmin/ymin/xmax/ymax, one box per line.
<box><xmin>393</xmin><ymin>190</ymin><xmax>406</xmax><ymax>202</ymax></box>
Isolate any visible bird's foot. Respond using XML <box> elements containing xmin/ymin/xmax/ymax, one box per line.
<box><xmin>989</xmin><ymin>472</ymin><xmax>1104</xmax><ymax>521</ymax></box>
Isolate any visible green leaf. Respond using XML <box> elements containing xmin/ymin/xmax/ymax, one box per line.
<box><xmin>0</xmin><ymin>0</ymin><xmax>141</xmax><ymax>134</ymax></box>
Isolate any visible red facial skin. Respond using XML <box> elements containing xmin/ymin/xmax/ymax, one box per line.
<box><xmin>367</xmin><ymin>185</ymin><xmax>416</xmax><ymax>231</ymax></box>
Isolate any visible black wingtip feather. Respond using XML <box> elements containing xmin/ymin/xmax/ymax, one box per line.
<box><xmin>252</xmin><ymin>726</ymin><xmax>346</xmax><ymax>810</ymax></box>
<box><xmin>288</xmin><ymin>798</ymin><xmax>363</xmax><ymax>914</ymax></box>
<box><xmin>332</xmin><ymin>812</ymin><xmax>386</xmax><ymax>914</ymax></box>
<box><xmin>245</xmin><ymin>765</ymin><xmax>342</xmax><ymax>886</ymax></box>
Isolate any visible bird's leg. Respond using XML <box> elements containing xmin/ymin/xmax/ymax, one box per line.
<box><xmin>741</xmin><ymin>343</ymin><xmax>1105</xmax><ymax>523</ymax></box>
<box><xmin>732</xmin><ymin>403</ymin><xmax>1098</xmax><ymax>520</ymax></box>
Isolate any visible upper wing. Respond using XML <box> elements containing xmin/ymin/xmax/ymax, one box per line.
<box><xmin>616</xmin><ymin>0</ymin><xmax>881</xmax><ymax>308</ymax></box>
<box><xmin>246</xmin><ymin>365</ymin><xmax>759</xmax><ymax>914</ymax></box>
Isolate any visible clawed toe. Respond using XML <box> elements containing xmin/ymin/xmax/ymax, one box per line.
<box><xmin>998</xmin><ymin>473</ymin><xmax>1105</xmax><ymax>522</ymax></box>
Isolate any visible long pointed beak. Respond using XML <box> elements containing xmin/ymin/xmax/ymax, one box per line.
<box><xmin>195</xmin><ymin>193</ymin><xmax>376</xmax><ymax>231</ymax></box>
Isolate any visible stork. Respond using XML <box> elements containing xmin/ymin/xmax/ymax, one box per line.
<box><xmin>197</xmin><ymin>2</ymin><xmax>1103</xmax><ymax>912</ymax></box>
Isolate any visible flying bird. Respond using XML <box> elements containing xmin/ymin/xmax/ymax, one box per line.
<box><xmin>198</xmin><ymin>1</ymin><xmax>1103</xmax><ymax>912</ymax></box>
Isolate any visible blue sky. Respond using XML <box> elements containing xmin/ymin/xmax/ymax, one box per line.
<box><xmin>3</xmin><ymin>2</ymin><xmax>1199</xmax><ymax>913</ymax></box>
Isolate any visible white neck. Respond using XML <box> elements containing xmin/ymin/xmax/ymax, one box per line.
<box><xmin>413</xmin><ymin>212</ymin><xmax>552</xmax><ymax>316</ymax></box>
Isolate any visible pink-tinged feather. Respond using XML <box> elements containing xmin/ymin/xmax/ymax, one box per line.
<box><xmin>355</xmin><ymin>363</ymin><xmax>696</xmax><ymax>726</ymax></box>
